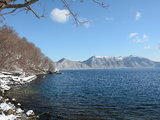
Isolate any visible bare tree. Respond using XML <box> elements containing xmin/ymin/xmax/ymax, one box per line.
<box><xmin>0</xmin><ymin>0</ymin><xmax>108</xmax><ymax>24</ymax></box>
<box><xmin>0</xmin><ymin>26</ymin><xmax>56</xmax><ymax>74</ymax></box>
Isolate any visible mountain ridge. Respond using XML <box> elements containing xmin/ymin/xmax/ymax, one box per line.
<box><xmin>55</xmin><ymin>56</ymin><xmax>159</xmax><ymax>70</ymax></box>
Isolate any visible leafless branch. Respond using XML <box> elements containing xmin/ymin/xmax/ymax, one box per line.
<box><xmin>25</xmin><ymin>0</ymin><xmax>40</xmax><ymax>18</ymax></box>
<box><xmin>11</xmin><ymin>8</ymin><xmax>27</xmax><ymax>15</ymax></box>
<box><xmin>0</xmin><ymin>0</ymin><xmax>39</xmax><ymax>9</ymax></box>
<box><xmin>0</xmin><ymin>8</ymin><xmax>17</xmax><ymax>16</ymax></box>
<box><xmin>0</xmin><ymin>0</ymin><xmax>46</xmax><ymax>18</ymax></box>
<box><xmin>92</xmin><ymin>0</ymin><xmax>109</xmax><ymax>8</ymax></box>
<box><xmin>61</xmin><ymin>0</ymin><xmax>89</xmax><ymax>25</ymax></box>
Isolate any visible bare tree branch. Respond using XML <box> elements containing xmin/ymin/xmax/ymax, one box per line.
<box><xmin>0</xmin><ymin>0</ymin><xmax>108</xmax><ymax>25</ymax></box>
<box><xmin>92</xmin><ymin>0</ymin><xmax>109</xmax><ymax>8</ymax></box>
<box><xmin>0</xmin><ymin>8</ymin><xmax>17</xmax><ymax>16</ymax></box>
<box><xmin>25</xmin><ymin>0</ymin><xmax>40</xmax><ymax>18</ymax></box>
<box><xmin>61</xmin><ymin>0</ymin><xmax>89</xmax><ymax>25</ymax></box>
<box><xmin>0</xmin><ymin>0</ymin><xmax>39</xmax><ymax>9</ymax></box>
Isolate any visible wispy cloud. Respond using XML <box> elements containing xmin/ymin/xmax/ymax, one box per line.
<box><xmin>128</xmin><ymin>32</ymin><xmax>138</xmax><ymax>38</ymax></box>
<box><xmin>133</xmin><ymin>34</ymin><xmax>149</xmax><ymax>43</ymax></box>
<box><xmin>129</xmin><ymin>33</ymin><xmax>149</xmax><ymax>43</ymax></box>
<box><xmin>135</xmin><ymin>11</ymin><xmax>141</xmax><ymax>21</ymax></box>
<box><xmin>50</xmin><ymin>8</ymin><xmax>70</xmax><ymax>23</ymax></box>
<box><xmin>144</xmin><ymin>44</ymin><xmax>160</xmax><ymax>50</ymax></box>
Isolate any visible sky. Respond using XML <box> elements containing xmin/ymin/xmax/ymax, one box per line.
<box><xmin>3</xmin><ymin>0</ymin><xmax>160</xmax><ymax>62</ymax></box>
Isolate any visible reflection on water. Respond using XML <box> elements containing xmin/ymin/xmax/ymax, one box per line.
<box><xmin>7</xmin><ymin>69</ymin><xmax>160</xmax><ymax>120</ymax></box>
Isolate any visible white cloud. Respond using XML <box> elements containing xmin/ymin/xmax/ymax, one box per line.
<box><xmin>133</xmin><ymin>39</ymin><xmax>148</xmax><ymax>43</ymax></box>
<box><xmin>128</xmin><ymin>32</ymin><xmax>138</xmax><ymax>38</ymax></box>
<box><xmin>135</xmin><ymin>12</ymin><xmax>141</xmax><ymax>21</ymax></box>
<box><xmin>132</xmin><ymin>34</ymin><xmax>149</xmax><ymax>43</ymax></box>
<box><xmin>50</xmin><ymin>8</ymin><xmax>70</xmax><ymax>23</ymax></box>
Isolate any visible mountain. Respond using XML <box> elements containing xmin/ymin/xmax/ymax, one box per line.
<box><xmin>55</xmin><ymin>56</ymin><xmax>160</xmax><ymax>70</ymax></box>
<box><xmin>56</xmin><ymin>58</ymin><xmax>89</xmax><ymax>69</ymax></box>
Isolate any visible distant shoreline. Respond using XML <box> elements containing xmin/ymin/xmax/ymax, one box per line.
<box><xmin>58</xmin><ymin>67</ymin><xmax>160</xmax><ymax>70</ymax></box>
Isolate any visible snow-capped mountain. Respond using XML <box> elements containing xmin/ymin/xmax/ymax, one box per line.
<box><xmin>55</xmin><ymin>56</ymin><xmax>160</xmax><ymax>70</ymax></box>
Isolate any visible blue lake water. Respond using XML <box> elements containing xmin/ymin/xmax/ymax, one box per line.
<box><xmin>7</xmin><ymin>69</ymin><xmax>160</xmax><ymax>120</ymax></box>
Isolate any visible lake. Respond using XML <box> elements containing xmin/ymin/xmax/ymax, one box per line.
<box><xmin>7</xmin><ymin>69</ymin><xmax>160</xmax><ymax>120</ymax></box>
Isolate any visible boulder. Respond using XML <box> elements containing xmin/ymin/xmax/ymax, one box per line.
<box><xmin>26</xmin><ymin>110</ymin><xmax>34</xmax><ymax>116</ymax></box>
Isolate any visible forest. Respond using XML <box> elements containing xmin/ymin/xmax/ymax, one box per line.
<box><xmin>0</xmin><ymin>25</ymin><xmax>55</xmax><ymax>75</ymax></box>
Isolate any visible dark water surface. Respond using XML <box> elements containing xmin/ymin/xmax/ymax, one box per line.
<box><xmin>7</xmin><ymin>69</ymin><xmax>160</xmax><ymax>120</ymax></box>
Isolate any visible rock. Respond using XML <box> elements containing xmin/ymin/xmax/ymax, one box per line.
<box><xmin>47</xmin><ymin>71</ymin><xmax>53</xmax><ymax>74</ymax></box>
<box><xmin>17</xmin><ymin>114</ymin><xmax>28</xmax><ymax>120</ymax></box>
<box><xmin>0</xmin><ymin>96</ymin><xmax>4</xmax><ymax>103</ymax></box>
<box><xmin>1</xmin><ymin>72</ymin><xmax>12</xmax><ymax>75</ymax></box>
<box><xmin>4</xmin><ymin>98</ymin><xmax>9</xmax><ymax>102</ymax></box>
<box><xmin>0</xmin><ymin>99</ymin><xmax>3</xmax><ymax>103</ymax></box>
<box><xmin>5</xmin><ymin>109</ymin><xmax>14</xmax><ymax>115</ymax></box>
<box><xmin>0</xmin><ymin>84</ymin><xmax>10</xmax><ymax>91</ymax></box>
<box><xmin>0</xmin><ymin>112</ymin><xmax>17</xmax><ymax>120</ymax></box>
<box><xmin>17</xmin><ymin>103</ymin><xmax>21</xmax><ymax>106</ymax></box>
<box><xmin>0</xmin><ymin>72</ymin><xmax>38</xmax><ymax>119</ymax></box>
<box><xmin>0</xmin><ymin>112</ymin><xmax>2</xmax><ymax>115</ymax></box>
<box><xmin>0</xmin><ymin>96</ymin><xmax>3</xmax><ymax>100</ymax></box>
<box><xmin>12</xmin><ymin>98</ymin><xmax>16</xmax><ymax>101</ymax></box>
<box><xmin>16</xmin><ymin>108</ymin><xmax>24</xmax><ymax>114</ymax></box>
<box><xmin>0</xmin><ymin>103</ymin><xmax>11</xmax><ymax>111</ymax></box>
<box><xmin>0</xmin><ymin>102</ymin><xmax>15</xmax><ymax>112</ymax></box>
<box><xmin>26</xmin><ymin>110</ymin><xmax>34</xmax><ymax>116</ymax></box>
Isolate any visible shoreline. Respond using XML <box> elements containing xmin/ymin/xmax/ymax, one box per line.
<box><xmin>0</xmin><ymin>71</ymin><xmax>40</xmax><ymax>120</ymax></box>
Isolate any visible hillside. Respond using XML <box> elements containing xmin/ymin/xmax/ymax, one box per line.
<box><xmin>0</xmin><ymin>26</ymin><xmax>55</xmax><ymax>75</ymax></box>
<box><xmin>56</xmin><ymin>56</ymin><xmax>159</xmax><ymax>70</ymax></box>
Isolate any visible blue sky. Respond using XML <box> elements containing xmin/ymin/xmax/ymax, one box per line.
<box><xmin>4</xmin><ymin>0</ymin><xmax>160</xmax><ymax>61</ymax></box>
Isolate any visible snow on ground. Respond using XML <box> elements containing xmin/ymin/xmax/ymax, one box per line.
<box><xmin>26</xmin><ymin>110</ymin><xmax>35</xmax><ymax>116</ymax></box>
<box><xmin>0</xmin><ymin>102</ymin><xmax>15</xmax><ymax>112</ymax></box>
<box><xmin>0</xmin><ymin>72</ymin><xmax>38</xmax><ymax>120</ymax></box>
<box><xmin>0</xmin><ymin>113</ymin><xmax>17</xmax><ymax>120</ymax></box>
<box><xmin>0</xmin><ymin>72</ymin><xmax>37</xmax><ymax>92</ymax></box>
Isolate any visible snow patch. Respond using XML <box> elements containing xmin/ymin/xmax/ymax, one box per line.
<box><xmin>0</xmin><ymin>112</ymin><xmax>16</xmax><ymax>120</ymax></box>
<box><xmin>0</xmin><ymin>103</ymin><xmax>15</xmax><ymax>112</ymax></box>
<box><xmin>16</xmin><ymin>108</ymin><xmax>24</xmax><ymax>114</ymax></box>
<box><xmin>95</xmin><ymin>56</ymin><xmax>124</xmax><ymax>60</ymax></box>
<box><xmin>26</xmin><ymin>110</ymin><xmax>34</xmax><ymax>116</ymax></box>
<box><xmin>0</xmin><ymin>72</ymin><xmax>38</xmax><ymax>120</ymax></box>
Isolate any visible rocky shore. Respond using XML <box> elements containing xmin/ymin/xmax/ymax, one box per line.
<box><xmin>0</xmin><ymin>71</ymin><xmax>39</xmax><ymax>120</ymax></box>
